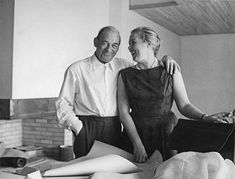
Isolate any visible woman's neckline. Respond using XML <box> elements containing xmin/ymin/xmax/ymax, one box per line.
<box><xmin>130</xmin><ymin>65</ymin><xmax>161</xmax><ymax>71</ymax></box>
<box><xmin>133</xmin><ymin>58</ymin><xmax>160</xmax><ymax>70</ymax></box>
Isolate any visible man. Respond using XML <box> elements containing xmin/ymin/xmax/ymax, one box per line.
<box><xmin>56</xmin><ymin>26</ymin><xmax>180</xmax><ymax>158</ymax></box>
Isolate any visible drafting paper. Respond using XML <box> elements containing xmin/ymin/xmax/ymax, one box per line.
<box><xmin>86</xmin><ymin>141</ymin><xmax>134</xmax><ymax>161</ymax></box>
<box><xmin>25</xmin><ymin>170</ymin><xmax>42</xmax><ymax>179</ymax></box>
<box><xmin>77</xmin><ymin>150</ymin><xmax>163</xmax><ymax>179</ymax></box>
<box><xmin>43</xmin><ymin>154</ymin><xmax>139</xmax><ymax>177</ymax></box>
<box><xmin>0</xmin><ymin>172</ymin><xmax>88</xmax><ymax>179</ymax></box>
<box><xmin>0</xmin><ymin>172</ymin><xmax>25</xmax><ymax>179</ymax></box>
<box><xmin>43</xmin><ymin>141</ymin><xmax>163</xmax><ymax>178</ymax></box>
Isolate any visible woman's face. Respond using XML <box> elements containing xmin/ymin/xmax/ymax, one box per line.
<box><xmin>128</xmin><ymin>32</ymin><xmax>149</xmax><ymax>63</ymax></box>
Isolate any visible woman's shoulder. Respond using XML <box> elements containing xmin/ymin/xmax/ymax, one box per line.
<box><xmin>160</xmin><ymin>67</ymin><xmax>173</xmax><ymax>82</ymax></box>
<box><xmin>120</xmin><ymin>66</ymin><xmax>136</xmax><ymax>73</ymax></box>
<box><xmin>119</xmin><ymin>66</ymin><xmax>137</xmax><ymax>81</ymax></box>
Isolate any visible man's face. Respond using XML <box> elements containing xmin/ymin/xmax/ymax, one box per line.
<box><xmin>94</xmin><ymin>30</ymin><xmax>120</xmax><ymax>63</ymax></box>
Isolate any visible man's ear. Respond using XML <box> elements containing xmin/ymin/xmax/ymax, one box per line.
<box><xmin>94</xmin><ymin>37</ymin><xmax>98</xmax><ymax>47</ymax></box>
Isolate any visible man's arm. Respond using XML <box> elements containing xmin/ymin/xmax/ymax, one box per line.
<box><xmin>55</xmin><ymin>68</ymin><xmax>83</xmax><ymax>135</ymax></box>
<box><xmin>160</xmin><ymin>55</ymin><xmax>181</xmax><ymax>75</ymax></box>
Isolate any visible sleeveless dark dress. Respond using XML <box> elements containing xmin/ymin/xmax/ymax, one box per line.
<box><xmin>120</xmin><ymin>66</ymin><xmax>177</xmax><ymax>160</ymax></box>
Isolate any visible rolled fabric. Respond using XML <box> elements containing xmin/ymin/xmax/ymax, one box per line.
<box><xmin>154</xmin><ymin>151</ymin><xmax>235</xmax><ymax>179</ymax></box>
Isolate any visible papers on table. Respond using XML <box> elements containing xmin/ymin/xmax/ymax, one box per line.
<box><xmin>43</xmin><ymin>141</ymin><xmax>139</xmax><ymax>177</ymax></box>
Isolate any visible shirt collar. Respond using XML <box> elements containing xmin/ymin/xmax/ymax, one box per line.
<box><xmin>90</xmin><ymin>54</ymin><xmax>115</xmax><ymax>71</ymax></box>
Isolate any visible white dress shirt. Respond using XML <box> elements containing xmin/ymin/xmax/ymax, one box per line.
<box><xmin>56</xmin><ymin>54</ymin><xmax>133</xmax><ymax>130</ymax></box>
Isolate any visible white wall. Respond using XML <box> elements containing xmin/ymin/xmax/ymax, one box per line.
<box><xmin>181</xmin><ymin>34</ymin><xmax>235</xmax><ymax>114</ymax></box>
<box><xmin>108</xmin><ymin>0</ymin><xmax>122</xmax><ymax>58</ymax></box>
<box><xmin>0</xmin><ymin>0</ymin><xmax>14</xmax><ymax>98</ymax></box>
<box><xmin>11</xmin><ymin>0</ymin><xmax>180</xmax><ymax>99</ymax></box>
<box><xmin>119</xmin><ymin>0</ymin><xmax>180</xmax><ymax>61</ymax></box>
<box><xmin>13</xmin><ymin>0</ymin><xmax>109</xmax><ymax>98</ymax></box>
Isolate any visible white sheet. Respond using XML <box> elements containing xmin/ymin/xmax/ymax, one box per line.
<box><xmin>43</xmin><ymin>154</ymin><xmax>139</xmax><ymax>177</ymax></box>
<box><xmin>43</xmin><ymin>141</ymin><xmax>139</xmax><ymax>177</ymax></box>
<box><xmin>154</xmin><ymin>151</ymin><xmax>235</xmax><ymax>179</ymax></box>
<box><xmin>43</xmin><ymin>140</ymin><xmax>163</xmax><ymax>178</ymax></box>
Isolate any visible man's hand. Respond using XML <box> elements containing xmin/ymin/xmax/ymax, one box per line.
<box><xmin>160</xmin><ymin>55</ymin><xmax>181</xmax><ymax>75</ymax></box>
<box><xmin>71</xmin><ymin>119</ymin><xmax>83</xmax><ymax>135</ymax></box>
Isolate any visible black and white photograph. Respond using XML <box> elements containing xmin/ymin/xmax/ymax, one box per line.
<box><xmin>1</xmin><ymin>0</ymin><xmax>235</xmax><ymax>178</ymax></box>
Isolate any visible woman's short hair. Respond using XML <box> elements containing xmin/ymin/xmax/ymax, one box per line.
<box><xmin>131</xmin><ymin>27</ymin><xmax>161</xmax><ymax>57</ymax></box>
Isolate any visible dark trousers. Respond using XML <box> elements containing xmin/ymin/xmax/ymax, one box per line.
<box><xmin>73</xmin><ymin>115</ymin><xmax>121</xmax><ymax>158</ymax></box>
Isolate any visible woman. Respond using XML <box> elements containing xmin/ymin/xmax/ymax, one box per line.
<box><xmin>118</xmin><ymin>27</ymin><xmax>228</xmax><ymax>163</ymax></box>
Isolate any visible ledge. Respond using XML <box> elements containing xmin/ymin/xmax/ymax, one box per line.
<box><xmin>0</xmin><ymin>98</ymin><xmax>57</xmax><ymax>120</ymax></box>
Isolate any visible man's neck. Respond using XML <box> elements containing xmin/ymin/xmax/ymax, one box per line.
<box><xmin>94</xmin><ymin>53</ymin><xmax>107</xmax><ymax>64</ymax></box>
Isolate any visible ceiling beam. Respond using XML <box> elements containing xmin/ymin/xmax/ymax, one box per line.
<box><xmin>129</xmin><ymin>1</ymin><xmax>178</xmax><ymax>10</ymax></box>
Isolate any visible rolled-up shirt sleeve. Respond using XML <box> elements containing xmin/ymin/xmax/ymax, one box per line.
<box><xmin>55</xmin><ymin>67</ymin><xmax>81</xmax><ymax>131</ymax></box>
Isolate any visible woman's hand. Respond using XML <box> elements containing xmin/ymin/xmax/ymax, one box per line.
<box><xmin>203</xmin><ymin>112</ymin><xmax>233</xmax><ymax>123</ymax></box>
<box><xmin>133</xmin><ymin>143</ymin><xmax>148</xmax><ymax>163</ymax></box>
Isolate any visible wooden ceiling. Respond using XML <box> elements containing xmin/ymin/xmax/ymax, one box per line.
<box><xmin>130</xmin><ymin>0</ymin><xmax>235</xmax><ymax>35</ymax></box>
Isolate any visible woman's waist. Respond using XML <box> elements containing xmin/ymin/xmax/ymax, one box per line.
<box><xmin>130</xmin><ymin>110</ymin><xmax>175</xmax><ymax>119</ymax></box>
<box><xmin>130</xmin><ymin>111</ymin><xmax>177</xmax><ymax>128</ymax></box>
